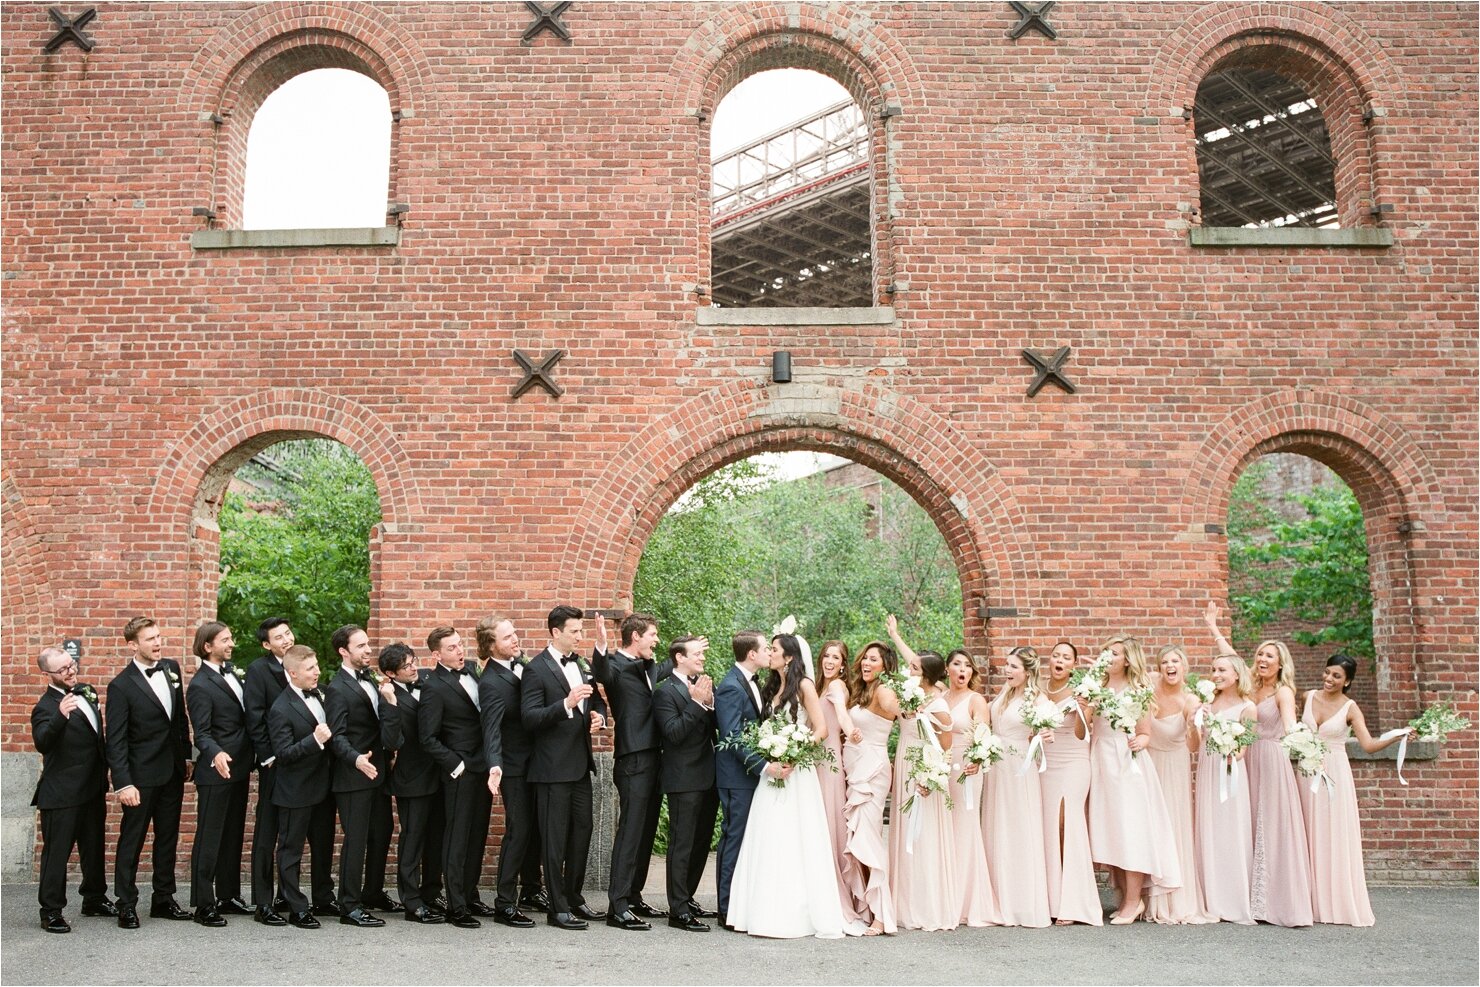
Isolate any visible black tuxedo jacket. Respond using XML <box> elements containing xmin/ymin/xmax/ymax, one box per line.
<box><xmin>31</xmin><ymin>685</ymin><xmax>107</xmax><ymax>809</ymax></box>
<box><xmin>479</xmin><ymin>659</ymin><xmax>533</xmax><ymax>776</ymax></box>
<box><xmin>715</xmin><ymin>665</ymin><xmax>767</xmax><ymax>790</ymax></box>
<box><xmin>105</xmin><ymin>659</ymin><xmax>190</xmax><ymax>791</ymax></box>
<box><xmin>654</xmin><ymin>676</ymin><xmax>717</xmax><ymax>794</ymax></box>
<box><xmin>520</xmin><ymin>648</ymin><xmax>608</xmax><ymax>785</ymax></box>
<box><xmin>382</xmin><ymin>675</ymin><xmax>440</xmax><ymax>798</ymax></box>
<box><xmin>419</xmin><ymin>664</ymin><xmax>489</xmax><ymax>776</ymax></box>
<box><xmin>325</xmin><ymin>667</ymin><xmax>391</xmax><ymax>793</ymax></box>
<box><xmin>186</xmin><ymin>663</ymin><xmax>254</xmax><ymax>786</ymax></box>
<box><xmin>591</xmin><ymin>648</ymin><xmax>660</xmax><ymax>759</ymax></box>
<box><xmin>267</xmin><ymin>688</ymin><xmax>331</xmax><ymax>809</ymax></box>
<box><xmin>243</xmin><ymin>654</ymin><xmax>288</xmax><ymax>767</ymax></box>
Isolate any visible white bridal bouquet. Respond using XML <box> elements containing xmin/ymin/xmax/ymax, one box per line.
<box><xmin>719</xmin><ymin>711</ymin><xmax>835</xmax><ymax>788</ymax></box>
<box><xmin>957</xmin><ymin>719</ymin><xmax>1011</xmax><ymax>783</ymax></box>
<box><xmin>1021</xmin><ymin>701</ymin><xmax>1065</xmax><ymax>735</ymax></box>
<box><xmin>1204</xmin><ymin>715</ymin><xmax>1257</xmax><ymax>766</ymax></box>
<box><xmin>1409</xmin><ymin>701</ymin><xmax>1471</xmax><ymax>743</ymax></box>
<box><xmin>885</xmin><ymin>668</ymin><xmax>929</xmax><ymax>717</ymax></box>
<box><xmin>1186</xmin><ymin>673</ymin><xmax>1216</xmax><ymax>704</ymax></box>
<box><xmin>1100</xmin><ymin>686</ymin><xmax>1155</xmax><ymax>758</ymax></box>
<box><xmin>1279</xmin><ymin>722</ymin><xmax>1330</xmax><ymax>778</ymax></box>
<box><xmin>901</xmin><ymin>743</ymin><xmax>954</xmax><ymax>814</ymax></box>
<box><xmin>1070</xmin><ymin>651</ymin><xmax>1112</xmax><ymax>701</ymax></box>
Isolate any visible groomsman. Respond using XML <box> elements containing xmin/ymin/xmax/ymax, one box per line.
<box><xmin>31</xmin><ymin>645</ymin><xmax>114</xmax><ymax>932</ymax></box>
<box><xmin>243</xmin><ymin>617</ymin><xmax>336</xmax><ymax>923</ymax></box>
<box><xmin>653</xmin><ymin>636</ymin><xmax>720</xmax><ymax>931</ymax></box>
<box><xmin>324</xmin><ymin>624</ymin><xmax>393</xmax><ymax>927</ymax></box>
<box><xmin>267</xmin><ymin>645</ymin><xmax>334</xmax><ymax>929</ymax></box>
<box><xmin>184</xmin><ymin>621</ymin><xmax>253</xmax><ymax>927</ymax></box>
<box><xmin>714</xmin><ymin>631</ymin><xmax>768</xmax><ymax>929</ymax></box>
<box><xmin>105</xmin><ymin>617</ymin><xmax>192</xmax><ymax>928</ymax></box>
<box><xmin>476</xmin><ymin>615</ymin><xmax>541</xmax><ymax>928</ymax></box>
<box><xmin>591</xmin><ymin>613</ymin><xmax>666</xmax><ymax>930</ymax></box>
<box><xmin>521</xmin><ymin>605</ymin><xmax>607</xmax><ymax>930</ymax></box>
<box><xmin>378</xmin><ymin>643</ymin><xmax>445</xmax><ymax>924</ymax></box>
<box><xmin>419</xmin><ymin>626</ymin><xmax>496</xmax><ymax>929</ymax></box>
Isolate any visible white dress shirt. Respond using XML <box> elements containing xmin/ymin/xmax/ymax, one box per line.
<box><xmin>300</xmin><ymin>687</ymin><xmax>327</xmax><ymax>745</ymax></box>
<box><xmin>136</xmin><ymin>659</ymin><xmax>173</xmax><ymax>717</ymax></box>
<box><xmin>491</xmin><ymin>658</ymin><xmax>522</xmax><ymax>679</ymax></box>
<box><xmin>551</xmin><ymin>649</ymin><xmax>585</xmax><ymax>717</ymax></box>
<box><xmin>739</xmin><ymin>665</ymin><xmax>763</xmax><ymax>712</ymax></box>
<box><xmin>204</xmin><ymin>660</ymin><xmax>245</xmax><ymax>706</ymax></box>
<box><xmin>52</xmin><ymin>684</ymin><xmax>100</xmax><ymax>732</ymax></box>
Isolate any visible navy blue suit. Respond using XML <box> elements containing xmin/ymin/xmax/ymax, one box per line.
<box><xmin>713</xmin><ymin>665</ymin><xmax>766</xmax><ymax>915</ymax></box>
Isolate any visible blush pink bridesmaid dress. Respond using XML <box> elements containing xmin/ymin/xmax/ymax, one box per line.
<box><xmin>1087</xmin><ymin>687</ymin><xmax>1182</xmax><ymax>899</ymax></box>
<box><xmin>1298</xmin><ymin>693</ymin><xmax>1376</xmax><ymax>926</ymax></box>
<box><xmin>1246</xmin><ymin>694</ymin><xmax>1314</xmax><ymax>926</ymax></box>
<box><xmin>983</xmin><ymin>693</ymin><xmax>1051</xmax><ymax>928</ymax></box>
<box><xmin>817</xmin><ymin>685</ymin><xmax>862</xmax><ymax>924</ymax></box>
<box><xmin>1194</xmin><ymin>702</ymin><xmax>1256</xmax><ymax>924</ymax></box>
<box><xmin>841</xmin><ymin>705</ymin><xmax>896</xmax><ymax>933</ymax></box>
<box><xmin>1039</xmin><ymin>699</ymin><xmax>1103</xmax><ymax>925</ymax></box>
<box><xmin>945</xmin><ymin>693</ymin><xmax>1002</xmax><ymax>927</ymax></box>
<box><xmin>1145</xmin><ymin>711</ymin><xmax>1212</xmax><ymax>924</ymax></box>
<box><xmin>890</xmin><ymin>694</ymin><xmax>959</xmax><ymax>931</ymax></box>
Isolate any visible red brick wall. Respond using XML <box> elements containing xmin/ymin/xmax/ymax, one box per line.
<box><xmin>3</xmin><ymin>2</ymin><xmax>1475</xmax><ymax>885</ymax></box>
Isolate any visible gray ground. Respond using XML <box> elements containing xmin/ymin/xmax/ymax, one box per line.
<box><xmin>2</xmin><ymin>862</ymin><xmax>1475</xmax><ymax>986</ymax></box>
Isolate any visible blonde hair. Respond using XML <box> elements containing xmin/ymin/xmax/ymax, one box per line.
<box><xmin>283</xmin><ymin>644</ymin><xmax>317</xmax><ymax>671</ymax></box>
<box><xmin>1156</xmin><ymin>644</ymin><xmax>1188</xmax><ymax>677</ymax></box>
<box><xmin>1254</xmin><ymin>639</ymin><xmax>1297</xmax><ymax>694</ymax></box>
<box><xmin>1213</xmin><ymin>653</ymin><xmax>1253</xmax><ymax>699</ymax></box>
<box><xmin>1103</xmin><ymin>634</ymin><xmax>1152</xmax><ymax>690</ymax></box>
<box><xmin>1001</xmin><ymin>645</ymin><xmax>1041</xmax><ymax>709</ymax></box>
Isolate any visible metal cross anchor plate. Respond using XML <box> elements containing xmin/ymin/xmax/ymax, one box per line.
<box><xmin>44</xmin><ymin>6</ymin><xmax>96</xmax><ymax>53</ymax></box>
<box><xmin>522</xmin><ymin>1</ymin><xmax>572</xmax><ymax>44</ymax></box>
<box><xmin>511</xmin><ymin>349</ymin><xmax>567</xmax><ymax>399</ymax></box>
<box><xmin>1021</xmin><ymin>346</ymin><xmax>1076</xmax><ymax>397</ymax></box>
<box><xmin>1007</xmin><ymin>1</ymin><xmax>1057</xmax><ymax>40</ymax></box>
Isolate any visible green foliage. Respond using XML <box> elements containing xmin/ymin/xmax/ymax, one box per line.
<box><xmin>1227</xmin><ymin>462</ymin><xmax>1374</xmax><ymax>660</ymax></box>
<box><xmin>216</xmin><ymin>440</ymin><xmax>382</xmax><ymax>675</ymax></box>
<box><xmin>634</xmin><ymin>458</ymin><xmax>965</xmax><ymax>686</ymax></box>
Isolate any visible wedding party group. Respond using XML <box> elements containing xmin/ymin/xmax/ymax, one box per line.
<box><xmin>30</xmin><ymin>600</ymin><xmax>1457</xmax><ymax>941</ymax></box>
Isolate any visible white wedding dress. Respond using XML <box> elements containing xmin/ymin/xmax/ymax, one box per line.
<box><xmin>727</xmin><ymin>705</ymin><xmax>862</xmax><ymax>939</ymax></box>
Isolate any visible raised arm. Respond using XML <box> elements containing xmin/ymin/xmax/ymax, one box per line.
<box><xmin>885</xmin><ymin>614</ymin><xmax>920</xmax><ymax>673</ymax></box>
<box><xmin>1204</xmin><ymin>599</ymin><xmax>1239</xmax><ymax>658</ymax></box>
<box><xmin>1347</xmin><ymin>700</ymin><xmax>1411</xmax><ymax>754</ymax></box>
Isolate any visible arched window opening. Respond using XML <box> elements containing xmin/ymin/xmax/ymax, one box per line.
<box><xmin>1226</xmin><ymin>453</ymin><xmax>1377</xmax><ymax>718</ymax></box>
<box><xmin>216</xmin><ymin>438</ymin><xmax>383</xmax><ymax>676</ymax></box>
<box><xmin>242</xmin><ymin>68</ymin><xmax>392</xmax><ymax>230</ymax></box>
<box><xmin>710</xmin><ymin>70</ymin><xmax>873</xmax><ymax>308</ymax></box>
<box><xmin>1195</xmin><ymin>67</ymin><xmax>1338</xmax><ymax>229</ymax></box>
<box><xmin>635</xmin><ymin>451</ymin><xmax>964</xmax><ymax>682</ymax></box>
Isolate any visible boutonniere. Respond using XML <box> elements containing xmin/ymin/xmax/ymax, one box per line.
<box><xmin>230</xmin><ymin>665</ymin><xmax>246</xmax><ymax>683</ymax></box>
<box><xmin>167</xmin><ymin>669</ymin><xmax>180</xmax><ymax>686</ymax></box>
<box><xmin>73</xmin><ymin>684</ymin><xmax>98</xmax><ymax>705</ymax></box>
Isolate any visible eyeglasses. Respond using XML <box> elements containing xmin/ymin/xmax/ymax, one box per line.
<box><xmin>50</xmin><ymin>661</ymin><xmax>79</xmax><ymax>674</ymax></box>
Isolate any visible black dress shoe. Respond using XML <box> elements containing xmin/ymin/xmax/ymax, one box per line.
<box><xmin>519</xmin><ymin>890</ymin><xmax>550</xmax><ymax>912</ymax></box>
<box><xmin>272</xmin><ymin>896</ymin><xmax>290</xmax><ymax>913</ymax></box>
<box><xmin>469</xmin><ymin>900</ymin><xmax>498</xmax><ymax>918</ymax></box>
<box><xmin>571</xmin><ymin>903</ymin><xmax>606</xmax><ymax>922</ymax></box>
<box><xmin>687</xmin><ymin>900</ymin><xmax>717</xmax><ymax>919</ymax></box>
<box><xmin>193</xmin><ymin>907</ymin><xmax>227</xmax><ymax>928</ymax></box>
<box><xmin>254</xmin><ymin>906</ymin><xmax>287</xmax><ymax>927</ymax></box>
<box><xmin>630</xmin><ymin>900</ymin><xmax>667</xmax><ymax>919</ymax></box>
<box><xmin>606</xmin><ymin>910</ymin><xmax>652</xmax><ymax>931</ymax></box>
<box><xmin>80</xmin><ymin>899</ymin><xmax>118</xmax><ymax>917</ymax></box>
<box><xmin>288</xmin><ymin>910</ymin><xmax>321</xmax><ymax>929</ymax></box>
<box><xmin>668</xmin><ymin>913</ymin><xmax>710</xmax><ymax>932</ymax></box>
<box><xmin>547</xmin><ymin>911</ymin><xmax>587</xmax><ymax>930</ymax></box>
<box><xmin>311</xmin><ymin>899</ymin><xmax>340</xmax><ymax>917</ymax></box>
<box><xmin>339</xmin><ymin>908</ymin><xmax>386</xmax><ymax>928</ymax></box>
<box><xmin>40</xmin><ymin>911</ymin><xmax>71</xmax><ymax>934</ymax></box>
<box><xmin>150</xmin><ymin>899</ymin><xmax>191</xmax><ymax>921</ymax></box>
<box><xmin>446</xmin><ymin>909</ymin><xmax>481</xmax><ymax>929</ymax></box>
<box><xmin>217</xmin><ymin>897</ymin><xmax>252</xmax><ymax>916</ymax></box>
<box><xmin>117</xmin><ymin>907</ymin><xmax>140</xmax><ymax>930</ymax></box>
<box><xmin>404</xmin><ymin>906</ymin><xmax>444</xmax><ymax>924</ymax></box>
<box><xmin>361</xmin><ymin>892</ymin><xmax>401</xmax><ymax>912</ymax></box>
<box><xmin>494</xmin><ymin>907</ymin><xmax>535</xmax><ymax>928</ymax></box>
<box><xmin>427</xmin><ymin>895</ymin><xmax>448</xmax><ymax>915</ymax></box>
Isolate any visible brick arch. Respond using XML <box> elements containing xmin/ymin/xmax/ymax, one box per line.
<box><xmin>181</xmin><ymin>3</ymin><xmax>433</xmax><ymax>228</ymax></box>
<box><xmin>1148</xmin><ymin>3</ymin><xmax>1403</xmax><ymax>227</ymax></box>
<box><xmin>666</xmin><ymin>5</ymin><xmax>926</xmax><ymax>305</ymax></box>
<box><xmin>1183</xmin><ymin>389</ymin><xmax>1441</xmax><ymax>722</ymax></box>
<box><xmin>1</xmin><ymin>475</ymin><xmax>56</xmax><ymax>662</ymax></box>
<box><xmin>555</xmin><ymin>378</ymin><xmax>1037</xmax><ymax>654</ymax></box>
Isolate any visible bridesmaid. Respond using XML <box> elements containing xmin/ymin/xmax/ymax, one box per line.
<box><xmin>1298</xmin><ymin>655</ymin><xmax>1411</xmax><ymax>926</ymax></box>
<box><xmin>1204</xmin><ymin>601</ymin><xmax>1313</xmax><ymax>926</ymax></box>
<box><xmin>840</xmin><ymin>640</ymin><xmax>899</xmax><ymax>935</ymax></box>
<box><xmin>984</xmin><ymin>646</ymin><xmax>1054</xmax><ymax>928</ymax></box>
<box><xmin>1192</xmin><ymin>653</ymin><xmax>1256</xmax><ymax>924</ymax></box>
<box><xmin>884</xmin><ymin>614</ymin><xmax>926</xmax><ymax>867</ymax></box>
<box><xmin>1144</xmin><ymin>645</ymin><xmax>1211</xmax><ymax>924</ymax></box>
<box><xmin>816</xmin><ymin>640</ymin><xmax>862</xmax><ymax>925</ymax></box>
<box><xmin>1087</xmin><ymin>635</ymin><xmax>1182</xmax><ymax>923</ymax></box>
<box><xmin>943</xmin><ymin>649</ymin><xmax>1002</xmax><ymax>927</ymax></box>
<box><xmin>888</xmin><ymin>643</ymin><xmax>958</xmax><ymax>932</ymax></box>
<box><xmin>1039</xmin><ymin>641</ymin><xmax>1102</xmax><ymax>926</ymax></box>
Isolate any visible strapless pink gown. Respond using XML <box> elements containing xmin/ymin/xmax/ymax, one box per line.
<box><xmin>1247</xmin><ymin>694</ymin><xmax>1314</xmax><ymax>926</ymax></box>
<box><xmin>1298</xmin><ymin>695</ymin><xmax>1376</xmax><ymax>926</ymax></box>
<box><xmin>1040</xmin><ymin>698</ymin><xmax>1102</xmax><ymax>925</ymax></box>
<box><xmin>1145</xmin><ymin>711</ymin><xmax>1211</xmax><ymax>924</ymax></box>
<box><xmin>983</xmin><ymin>694</ymin><xmax>1051</xmax><ymax>927</ymax></box>
<box><xmin>841</xmin><ymin>705</ymin><xmax>896</xmax><ymax>932</ymax></box>
<box><xmin>945</xmin><ymin>694</ymin><xmax>1001</xmax><ymax>926</ymax></box>
<box><xmin>1195</xmin><ymin>703</ymin><xmax>1255</xmax><ymax>924</ymax></box>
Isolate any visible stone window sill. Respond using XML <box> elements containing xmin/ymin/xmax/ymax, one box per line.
<box><xmin>190</xmin><ymin>227</ymin><xmax>401</xmax><ymax>250</ymax></box>
<box><xmin>695</xmin><ymin>306</ymin><xmax>895</xmax><ymax>327</ymax></box>
<box><xmin>1347</xmin><ymin>738</ymin><xmax>1438</xmax><ymax>761</ymax></box>
<box><xmin>1189</xmin><ymin>227</ymin><xmax>1394</xmax><ymax>248</ymax></box>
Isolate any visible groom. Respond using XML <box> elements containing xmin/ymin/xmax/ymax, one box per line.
<box><xmin>714</xmin><ymin>631</ymin><xmax>768</xmax><ymax>931</ymax></box>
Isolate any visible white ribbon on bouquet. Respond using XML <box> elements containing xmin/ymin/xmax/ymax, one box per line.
<box><xmin>1218</xmin><ymin>757</ymin><xmax>1243</xmax><ymax>804</ymax></box>
<box><xmin>905</xmin><ymin>710</ymin><xmax>946</xmax><ymax>855</ymax></box>
<box><xmin>1378</xmin><ymin>728</ymin><xmax>1411</xmax><ymax>785</ymax></box>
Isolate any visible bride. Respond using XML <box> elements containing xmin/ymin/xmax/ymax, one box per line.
<box><xmin>728</xmin><ymin>633</ymin><xmax>862</xmax><ymax>939</ymax></box>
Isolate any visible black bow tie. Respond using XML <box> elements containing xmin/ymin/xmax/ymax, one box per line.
<box><xmin>358</xmin><ymin>669</ymin><xmax>376</xmax><ymax>682</ymax></box>
<box><xmin>301</xmin><ymin>688</ymin><xmax>322</xmax><ymax>702</ymax></box>
<box><xmin>687</xmin><ymin>674</ymin><xmax>700</xmax><ymax>685</ymax></box>
<box><xmin>222</xmin><ymin>662</ymin><xmax>237</xmax><ymax>676</ymax></box>
<box><xmin>559</xmin><ymin>655</ymin><xmax>578</xmax><ymax>667</ymax></box>
<box><xmin>70</xmin><ymin>685</ymin><xmax>91</xmax><ymax>697</ymax></box>
<box><xmin>458</xmin><ymin>665</ymin><xmax>477</xmax><ymax>677</ymax></box>
<box><xmin>144</xmin><ymin>665</ymin><xmax>164</xmax><ymax>677</ymax></box>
